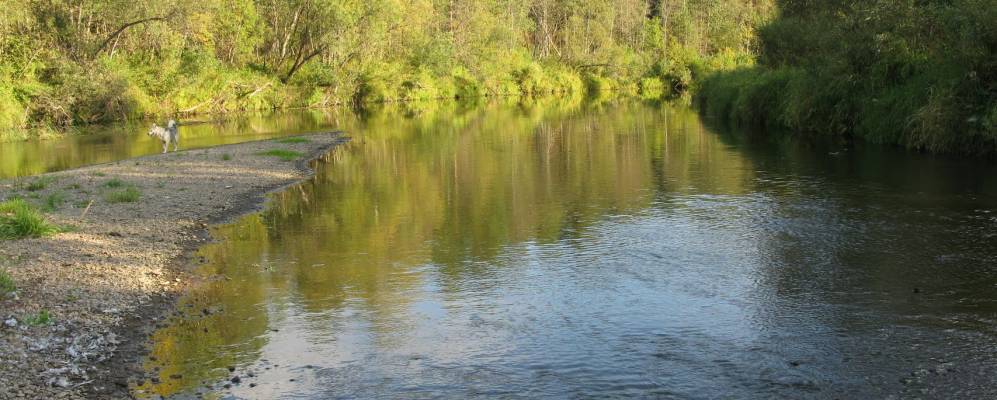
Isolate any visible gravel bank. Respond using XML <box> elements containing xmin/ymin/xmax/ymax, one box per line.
<box><xmin>0</xmin><ymin>132</ymin><xmax>347</xmax><ymax>399</ymax></box>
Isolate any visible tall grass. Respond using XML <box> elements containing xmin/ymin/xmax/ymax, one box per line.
<box><xmin>0</xmin><ymin>199</ymin><xmax>61</xmax><ymax>239</ymax></box>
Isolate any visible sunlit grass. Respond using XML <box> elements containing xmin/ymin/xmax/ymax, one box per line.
<box><xmin>0</xmin><ymin>268</ymin><xmax>14</xmax><ymax>295</ymax></box>
<box><xmin>0</xmin><ymin>199</ymin><xmax>62</xmax><ymax>239</ymax></box>
<box><xmin>256</xmin><ymin>149</ymin><xmax>303</xmax><ymax>161</ymax></box>
<box><xmin>105</xmin><ymin>187</ymin><xmax>141</xmax><ymax>203</ymax></box>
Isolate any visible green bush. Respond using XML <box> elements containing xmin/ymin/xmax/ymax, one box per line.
<box><xmin>516</xmin><ymin>63</ymin><xmax>555</xmax><ymax>97</ymax></box>
<box><xmin>583</xmin><ymin>74</ymin><xmax>615</xmax><ymax>94</ymax></box>
<box><xmin>549</xmin><ymin>68</ymin><xmax>585</xmax><ymax>96</ymax></box>
<box><xmin>450</xmin><ymin>67</ymin><xmax>482</xmax><ymax>100</ymax></box>
<box><xmin>400</xmin><ymin>70</ymin><xmax>443</xmax><ymax>101</ymax></box>
<box><xmin>638</xmin><ymin>77</ymin><xmax>665</xmax><ymax>99</ymax></box>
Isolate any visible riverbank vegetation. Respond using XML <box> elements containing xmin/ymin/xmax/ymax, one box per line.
<box><xmin>696</xmin><ymin>0</ymin><xmax>997</xmax><ymax>154</ymax></box>
<box><xmin>0</xmin><ymin>0</ymin><xmax>773</xmax><ymax>140</ymax></box>
<box><xmin>0</xmin><ymin>198</ymin><xmax>61</xmax><ymax>239</ymax></box>
<box><xmin>4</xmin><ymin>1</ymin><xmax>991</xmax><ymax>154</ymax></box>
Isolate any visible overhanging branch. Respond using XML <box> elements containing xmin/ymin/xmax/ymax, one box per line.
<box><xmin>92</xmin><ymin>11</ymin><xmax>178</xmax><ymax>58</ymax></box>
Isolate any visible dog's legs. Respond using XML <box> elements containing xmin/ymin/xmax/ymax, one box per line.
<box><xmin>173</xmin><ymin>139</ymin><xmax>179</xmax><ymax>152</ymax></box>
<box><xmin>163</xmin><ymin>142</ymin><xmax>168</xmax><ymax>154</ymax></box>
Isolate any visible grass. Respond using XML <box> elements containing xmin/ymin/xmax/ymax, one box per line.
<box><xmin>275</xmin><ymin>137</ymin><xmax>310</xmax><ymax>144</ymax></box>
<box><xmin>43</xmin><ymin>192</ymin><xmax>66</xmax><ymax>211</ymax></box>
<box><xmin>0</xmin><ymin>199</ymin><xmax>62</xmax><ymax>239</ymax></box>
<box><xmin>221</xmin><ymin>153</ymin><xmax>232</xmax><ymax>161</ymax></box>
<box><xmin>256</xmin><ymin>149</ymin><xmax>303</xmax><ymax>161</ymax></box>
<box><xmin>103</xmin><ymin>178</ymin><xmax>125</xmax><ymax>188</ymax></box>
<box><xmin>105</xmin><ymin>186</ymin><xmax>141</xmax><ymax>203</ymax></box>
<box><xmin>26</xmin><ymin>176</ymin><xmax>56</xmax><ymax>191</ymax></box>
<box><xmin>0</xmin><ymin>268</ymin><xmax>14</xmax><ymax>295</ymax></box>
<box><xmin>24</xmin><ymin>309</ymin><xmax>52</xmax><ymax>326</ymax></box>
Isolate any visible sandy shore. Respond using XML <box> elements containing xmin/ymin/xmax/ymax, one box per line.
<box><xmin>0</xmin><ymin>132</ymin><xmax>347</xmax><ymax>399</ymax></box>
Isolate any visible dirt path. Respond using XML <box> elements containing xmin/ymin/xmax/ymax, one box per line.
<box><xmin>0</xmin><ymin>132</ymin><xmax>347</xmax><ymax>399</ymax></box>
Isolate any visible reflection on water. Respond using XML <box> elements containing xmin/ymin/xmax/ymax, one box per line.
<box><xmin>0</xmin><ymin>110</ymin><xmax>348</xmax><ymax>179</ymax></box>
<box><xmin>132</xmin><ymin>101</ymin><xmax>997</xmax><ymax>399</ymax></box>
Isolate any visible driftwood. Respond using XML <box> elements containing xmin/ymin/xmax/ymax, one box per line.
<box><xmin>79</xmin><ymin>200</ymin><xmax>94</xmax><ymax>220</ymax></box>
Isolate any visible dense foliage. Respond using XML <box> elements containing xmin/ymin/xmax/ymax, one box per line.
<box><xmin>0</xmin><ymin>0</ymin><xmax>772</xmax><ymax>139</ymax></box>
<box><xmin>697</xmin><ymin>0</ymin><xmax>997</xmax><ymax>154</ymax></box>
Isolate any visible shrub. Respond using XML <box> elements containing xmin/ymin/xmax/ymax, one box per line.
<box><xmin>638</xmin><ymin>77</ymin><xmax>665</xmax><ymax>99</ymax></box>
<box><xmin>400</xmin><ymin>69</ymin><xmax>442</xmax><ymax>101</ymax></box>
<box><xmin>516</xmin><ymin>63</ymin><xmax>555</xmax><ymax>96</ymax></box>
<box><xmin>583</xmin><ymin>74</ymin><xmax>615</xmax><ymax>94</ymax></box>
<box><xmin>450</xmin><ymin>67</ymin><xmax>482</xmax><ymax>100</ymax></box>
<box><xmin>0</xmin><ymin>199</ymin><xmax>61</xmax><ymax>239</ymax></box>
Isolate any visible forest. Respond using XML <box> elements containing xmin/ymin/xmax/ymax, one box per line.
<box><xmin>1</xmin><ymin>0</ymin><xmax>994</xmax><ymax>153</ymax></box>
<box><xmin>698</xmin><ymin>0</ymin><xmax>997</xmax><ymax>154</ymax></box>
<box><xmin>0</xmin><ymin>0</ymin><xmax>772</xmax><ymax>139</ymax></box>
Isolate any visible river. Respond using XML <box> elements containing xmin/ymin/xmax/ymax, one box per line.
<box><xmin>10</xmin><ymin>100</ymin><xmax>997</xmax><ymax>398</ymax></box>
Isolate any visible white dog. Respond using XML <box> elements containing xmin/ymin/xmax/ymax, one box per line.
<box><xmin>148</xmin><ymin>120</ymin><xmax>180</xmax><ymax>153</ymax></box>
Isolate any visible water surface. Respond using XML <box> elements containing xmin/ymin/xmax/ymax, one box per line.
<box><xmin>0</xmin><ymin>110</ymin><xmax>346</xmax><ymax>179</ymax></box>
<box><xmin>112</xmin><ymin>101</ymin><xmax>997</xmax><ymax>399</ymax></box>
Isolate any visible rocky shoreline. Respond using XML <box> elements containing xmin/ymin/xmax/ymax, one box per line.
<box><xmin>0</xmin><ymin>132</ymin><xmax>347</xmax><ymax>399</ymax></box>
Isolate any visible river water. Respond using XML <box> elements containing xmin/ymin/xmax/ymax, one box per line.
<box><xmin>11</xmin><ymin>100</ymin><xmax>997</xmax><ymax>398</ymax></box>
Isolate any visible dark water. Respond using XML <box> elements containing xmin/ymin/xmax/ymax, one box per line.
<box><xmin>24</xmin><ymin>101</ymin><xmax>996</xmax><ymax>399</ymax></box>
